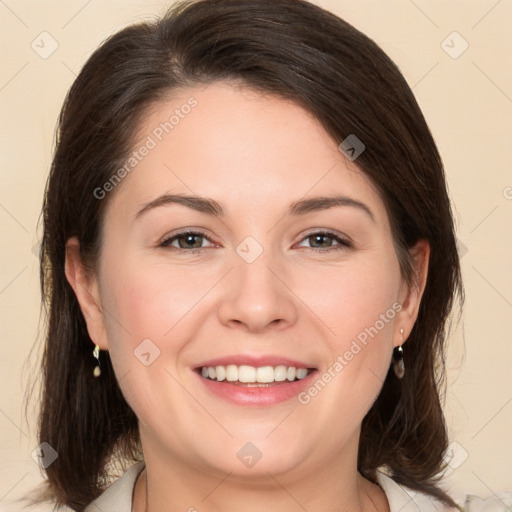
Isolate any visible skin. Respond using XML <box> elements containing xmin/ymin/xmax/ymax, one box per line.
<box><xmin>66</xmin><ymin>81</ymin><xmax>429</xmax><ymax>512</ymax></box>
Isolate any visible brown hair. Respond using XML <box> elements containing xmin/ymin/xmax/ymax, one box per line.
<box><xmin>35</xmin><ymin>0</ymin><xmax>463</xmax><ymax>509</ymax></box>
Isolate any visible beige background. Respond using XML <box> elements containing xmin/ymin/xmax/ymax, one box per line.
<box><xmin>1</xmin><ymin>0</ymin><xmax>511</xmax><ymax>508</ymax></box>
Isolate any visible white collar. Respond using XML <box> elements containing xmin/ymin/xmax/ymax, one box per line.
<box><xmin>84</xmin><ymin>461</ymin><xmax>145</xmax><ymax>512</ymax></box>
<box><xmin>375</xmin><ymin>470</ymin><xmax>450</xmax><ymax>511</ymax></box>
<box><xmin>86</xmin><ymin>462</ymin><xmax>449</xmax><ymax>512</ymax></box>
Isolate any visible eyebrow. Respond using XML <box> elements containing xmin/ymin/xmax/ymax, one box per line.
<box><xmin>135</xmin><ymin>193</ymin><xmax>375</xmax><ymax>222</ymax></box>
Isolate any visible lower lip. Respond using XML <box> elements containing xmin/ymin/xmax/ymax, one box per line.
<box><xmin>195</xmin><ymin>370</ymin><xmax>317</xmax><ymax>406</ymax></box>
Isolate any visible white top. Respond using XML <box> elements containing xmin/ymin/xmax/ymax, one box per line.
<box><xmin>84</xmin><ymin>461</ymin><xmax>457</xmax><ymax>511</ymax></box>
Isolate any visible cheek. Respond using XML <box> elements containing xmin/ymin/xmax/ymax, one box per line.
<box><xmin>302</xmin><ymin>255</ymin><xmax>401</xmax><ymax>344</ymax></box>
<box><xmin>96</xmin><ymin>262</ymin><xmax>199</xmax><ymax>422</ymax></box>
<box><xmin>97</xmin><ymin>257</ymin><xmax>222</xmax><ymax>399</ymax></box>
<box><xmin>297</xmin><ymin>257</ymin><xmax>401</xmax><ymax>409</ymax></box>
<box><xmin>101</xmin><ymin>259</ymin><xmax>207</xmax><ymax>344</ymax></box>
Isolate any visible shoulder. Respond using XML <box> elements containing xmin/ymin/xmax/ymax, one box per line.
<box><xmin>375</xmin><ymin>471</ymin><xmax>460</xmax><ymax>512</ymax></box>
<box><xmin>84</xmin><ymin>461</ymin><xmax>145</xmax><ymax>512</ymax></box>
<box><xmin>0</xmin><ymin>462</ymin><xmax>145</xmax><ymax>512</ymax></box>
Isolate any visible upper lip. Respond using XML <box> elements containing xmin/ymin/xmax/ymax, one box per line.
<box><xmin>194</xmin><ymin>355</ymin><xmax>316</xmax><ymax>370</ymax></box>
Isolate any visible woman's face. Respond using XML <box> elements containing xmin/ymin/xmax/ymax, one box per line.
<box><xmin>70</xmin><ymin>81</ymin><xmax>426</xmax><ymax>481</ymax></box>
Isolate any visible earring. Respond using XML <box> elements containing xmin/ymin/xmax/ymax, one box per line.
<box><xmin>93</xmin><ymin>344</ymin><xmax>101</xmax><ymax>378</ymax></box>
<box><xmin>392</xmin><ymin>328</ymin><xmax>405</xmax><ymax>379</ymax></box>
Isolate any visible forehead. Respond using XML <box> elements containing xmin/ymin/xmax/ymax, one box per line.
<box><xmin>105</xmin><ymin>81</ymin><xmax>387</xmax><ymax>223</ymax></box>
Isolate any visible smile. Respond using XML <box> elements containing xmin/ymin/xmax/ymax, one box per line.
<box><xmin>194</xmin><ymin>359</ymin><xmax>318</xmax><ymax>405</ymax></box>
<box><xmin>199</xmin><ymin>364</ymin><xmax>312</xmax><ymax>385</ymax></box>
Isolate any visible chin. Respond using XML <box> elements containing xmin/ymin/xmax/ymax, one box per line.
<box><xmin>193</xmin><ymin>433</ymin><xmax>311</xmax><ymax>480</ymax></box>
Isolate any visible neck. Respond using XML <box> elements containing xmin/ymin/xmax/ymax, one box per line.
<box><xmin>132</xmin><ymin>445</ymin><xmax>389</xmax><ymax>512</ymax></box>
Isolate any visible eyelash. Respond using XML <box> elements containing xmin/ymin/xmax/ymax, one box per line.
<box><xmin>159</xmin><ymin>229</ymin><xmax>352</xmax><ymax>254</ymax></box>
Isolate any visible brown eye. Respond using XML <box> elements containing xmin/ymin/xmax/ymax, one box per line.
<box><xmin>160</xmin><ymin>231</ymin><xmax>213</xmax><ymax>251</ymax></box>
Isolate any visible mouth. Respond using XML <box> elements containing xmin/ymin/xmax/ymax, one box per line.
<box><xmin>196</xmin><ymin>364</ymin><xmax>314</xmax><ymax>386</ymax></box>
<box><xmin>193</xmin><ymin>359</ymin><xmax>318</xmax><ymax>405</ymax></box>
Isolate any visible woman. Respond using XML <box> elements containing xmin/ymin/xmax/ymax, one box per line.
<box><xmin>36</xmin><ymin>0</ymin><xmax>463</xmax><ymax>510</ymax></box>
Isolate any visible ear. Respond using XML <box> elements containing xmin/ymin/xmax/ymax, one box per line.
<box><xmin>65</xmin><ymin>237</ymin><xmax>109</xmax><ymax>350</ymax></box>
<box><xmin>395</xmin><ymin>239</ymin><xmax>430</xmax><ymax>346</ymax></box>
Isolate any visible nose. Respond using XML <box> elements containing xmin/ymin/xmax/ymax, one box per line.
<box><xmin>217</xmin><ymin>253</ymin><xmax>299</xmax><ymax>333</ymax></box>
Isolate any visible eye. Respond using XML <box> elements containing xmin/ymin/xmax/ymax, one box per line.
<box><xmin>159</xmin><ymin>229</ymin><xmax>352</xmax><ymax>254</ymax></box>
<box><xmin>160</xmin><ymin>230</ymin><xmax>215</xmax><ymax>252</ymax></box>
<box><xmin>296</xmin><ymin>231</ymin><xmax>352</xmax><ymax>251</ymax></box>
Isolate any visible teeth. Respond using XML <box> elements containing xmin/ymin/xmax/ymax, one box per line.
<box><xmin>287</xmin><ymin>367</ymin><xmax>296</xmax><ymax>381</ymax></box>
<box><xmin>296</xmin><ymin>368</ymin><xmax>308</xmax><ymax>379</ymax></box>
<box><xmin>239</xmin><ymin>365</ymin><xmax>256</xmax><ymax>383</ymax></box>
<box><xmin>256</xmin><ymin>366</ymin><xmax>275</xmax><ymax>383</ymax></box>
<box><xmin>226</xmin><ymin>364</ymin><xmax>238</xmax><ymax>382</ymax></box>
<box><xmin>274</xmin><ymin>365</ymin><xmax>287</xmax><ymax>381</ymax></box>
<box><xmin>199</xmin><ymin>364</ymin><xmax>311</xmax><ymax>383</ymax></box>
<box><xmin>215</xmin><ymin>365</ymin><xmax>226</xmax><ymax>381</ymax></box>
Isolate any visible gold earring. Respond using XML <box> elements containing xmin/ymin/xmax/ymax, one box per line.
<box><xmin>93</xmin><ymin>344</ymin><xmax>101</xmax><ymax>378</ymax></box>
<box><xmin>392</xmin><ymin>328</ymin><xmax>405</xmax><ymax>379</ymax></box>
